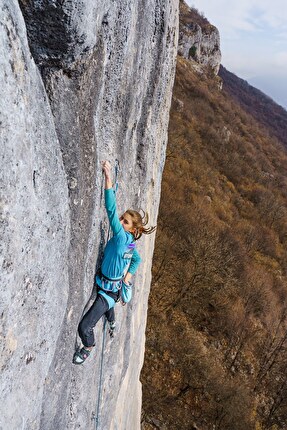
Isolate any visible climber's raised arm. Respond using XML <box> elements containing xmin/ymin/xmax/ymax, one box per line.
<box><xmin>102</xmin><ymin>160</ymin><xmax>124</xmax><ymax>237</ymax></box>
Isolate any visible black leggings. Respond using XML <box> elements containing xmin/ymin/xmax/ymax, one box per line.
<box><xmin>78</xmin><ymin>293</ymin><xmax>116</xmax><ymax>347</ymax></box>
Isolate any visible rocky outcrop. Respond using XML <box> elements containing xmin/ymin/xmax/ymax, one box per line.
<box><xmin>178</xmin><ymin>0</ymin><xmax>221</xmax><ymax>75</ymax></box>
<box><xmin>0</xmin><ymin>1</ymin><xmax>178</xmax><ymax>429</ymax></box>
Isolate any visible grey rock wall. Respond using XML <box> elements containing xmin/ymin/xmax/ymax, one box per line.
<box><xmin>0</xmin><ymin>1</ymin><xmax>178</xmax><ymax>429</ymax></box>
<box><xmin>178</xmin><ymin>3</ymin><xmax>221</xmax><ymax>75</ymax></box>
<box><xmin>0</xmin><ymin>1</ymin><xmax>70</xmax><ymax>428</ymax></box>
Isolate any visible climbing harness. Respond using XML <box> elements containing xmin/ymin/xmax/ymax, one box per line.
<box><xmin>97</xmin><ymin>270</ymin><xmax>133</xmax><ymax>305</ymax></box>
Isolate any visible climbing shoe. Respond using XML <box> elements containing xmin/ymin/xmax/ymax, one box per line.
<box><xmin>73</xmin><ymin>347</ymin><xmax>91</xmax><ymax>365</ymax></box>
<box><xmin>108</xmin><ymin>320</ymin><xmax>116</xmax><ymax>338</ymax></box>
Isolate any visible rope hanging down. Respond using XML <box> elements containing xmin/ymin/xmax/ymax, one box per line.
<box><xmin>93</xmin><ymin>318</ymin><xmax>107</xmax><ymax>430</ymax></box>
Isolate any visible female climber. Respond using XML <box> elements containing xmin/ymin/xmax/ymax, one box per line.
<box><xmin>73</xmin><ymin>160</ymin><xmax>156</xmax><ymax>364</ymax></box>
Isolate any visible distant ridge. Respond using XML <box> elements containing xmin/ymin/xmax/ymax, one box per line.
<box><xmin>219</xmin><ymin>65</ymin><xmax>287</xmax><ymax>148</ymax></box>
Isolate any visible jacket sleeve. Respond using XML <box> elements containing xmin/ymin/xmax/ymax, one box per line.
<box><xmin>104</xmin><ymin>188</ymin><xmax>125</xmax><ymax>238</ymax></box>
<box><xmin>128</xmin><ymin>248</ymin><xmax>142</xmax><ymax>275</ymax></box>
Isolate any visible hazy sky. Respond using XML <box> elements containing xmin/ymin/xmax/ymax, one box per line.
<box><xmin>187</xmin><ymin>0</ymin><xmax>287</xmax><ymax>109</ymax></box>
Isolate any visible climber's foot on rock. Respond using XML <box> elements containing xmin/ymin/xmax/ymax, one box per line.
<box><xmin>73</xmin><ymin>347</ymin><xmax>92</xmax><ymax>365</ymax></box>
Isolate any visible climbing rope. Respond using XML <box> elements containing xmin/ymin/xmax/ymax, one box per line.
<box><xmin>94</xmin><ymin>318</ymin><xmax>107</xmax><ymax>430</ymax></box>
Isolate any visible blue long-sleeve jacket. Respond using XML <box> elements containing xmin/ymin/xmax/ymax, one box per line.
<box><xmin>101</xmin><ymin>188</ymin><xmax>141</xmax><ymax>278</ymax></box>
<box><xmin>96</xmin><ymin>188</ymin><xmax>142</xmax><ymax>307</ymax></box>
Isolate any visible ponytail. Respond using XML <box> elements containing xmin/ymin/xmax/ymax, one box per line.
<box><xmin>126</xmin><ymin>209</ymin><xmax>156</xmax><ymax>241</ymax></box>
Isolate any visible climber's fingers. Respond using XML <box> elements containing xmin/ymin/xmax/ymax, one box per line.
<box><xmin>102</xmin><ymin>160</ymin><xmax>112</xmax><ymax>175</ymax></box>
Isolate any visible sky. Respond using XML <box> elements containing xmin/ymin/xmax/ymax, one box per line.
<box><xmin>187</xmin><ymin>0</ymin><xmax>287</xmax><ymax>109</ymax></box>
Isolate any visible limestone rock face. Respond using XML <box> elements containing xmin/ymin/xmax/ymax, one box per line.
<box><xmin>178</xmin><ymin>1</ymin><xmax>221</xmax><ymax>75</ymax></box>
<box><xmin>0</xmin><ymin>2</ymin><xmax>70</xmax><ymax>428</ymax></box>
<box><xmin>0</xmin><ymin>1</ymin><xmax>178</xmax><ymax>429</ymax></box>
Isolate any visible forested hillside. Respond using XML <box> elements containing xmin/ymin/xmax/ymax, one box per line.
<box><xmin>219</xmin><ymin>65</ymin><xmax>287</xmax><ymax>148</ymax></box>
<box><xmin>141</xmin><ymin>13</ymin><xmax>287</xmax><ymax>429</ymax></box>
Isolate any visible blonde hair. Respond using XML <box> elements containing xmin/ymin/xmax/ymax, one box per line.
<box><xmin>125</xmin><ymin>209</ymin><xmax>156</xmax><ymax>241</ymax></box>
